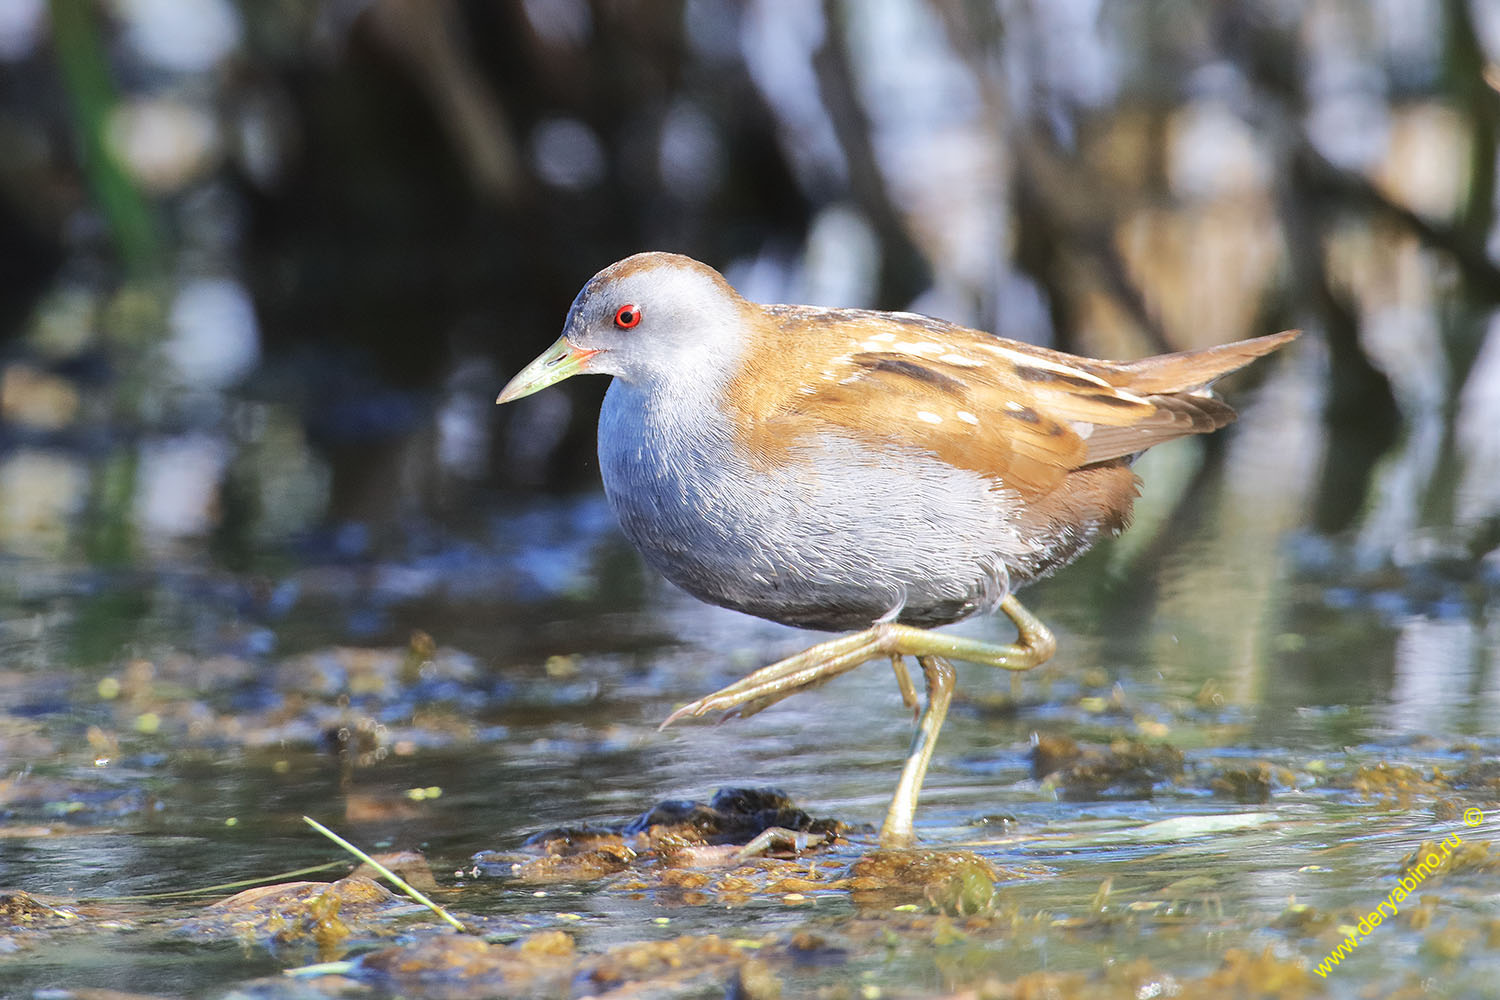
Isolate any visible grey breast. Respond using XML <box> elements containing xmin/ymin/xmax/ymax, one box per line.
<box><xmin>595</xmin><ymin>379</ymin><xmax>1037</xmax><ymax>632</ymax></box>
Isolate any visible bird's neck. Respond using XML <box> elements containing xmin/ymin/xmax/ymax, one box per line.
<box><xmin>599</xmin><ymin>374</ymin><xmax>737</xmax><ymax>463</ymax></box>
<box><xmin>595</xmin><ymin>375</ymin><xmax>751</xmax><ymax>579</ymax></box>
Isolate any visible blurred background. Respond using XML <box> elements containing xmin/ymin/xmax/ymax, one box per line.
<box><xmin>2</xmin><ymin>2</ymin><xmax>1499</xmax><ymax>747</ymax></box>
<box><xmin>1</xmin><ymin>0</ymin><xmax>1494</xmax><ymax>554</ymax></box>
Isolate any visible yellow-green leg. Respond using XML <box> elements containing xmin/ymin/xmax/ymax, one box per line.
<box><xmin>880</xmin><ymin>655</ymin><xmax>955</xmax><ymax>846</ymax></box>
<box><xmin>661</xmin><ymin>595</ymin><xmax>1057</xmax><ymax>846</ymax></box>
<box><xmin>890</xmin><ymin>654</ymin><xmax>919</xmax><ymax>718</ymax></box>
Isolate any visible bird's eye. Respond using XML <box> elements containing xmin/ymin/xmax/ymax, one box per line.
<box><xmin>614</xmin><ymin>304</ymin><xmax>642</xmax><ymax>329</ymax></box>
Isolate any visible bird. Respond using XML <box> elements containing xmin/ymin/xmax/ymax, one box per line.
<box><xmin>497</xmin><ymin>251</ymin><xmax>1297</xmax><ymax>847</ymax></box>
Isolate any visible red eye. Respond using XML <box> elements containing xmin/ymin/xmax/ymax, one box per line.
<box><xmin>614</xmin><ymin>304</ymin><xmax>642</xmax><ymax>329</ymax></box>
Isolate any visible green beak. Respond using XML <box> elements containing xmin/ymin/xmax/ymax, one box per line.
<box><xmin>495</xmin><ymin>334</ymin><xmax>601</xmax><ymax>404</ymax></box>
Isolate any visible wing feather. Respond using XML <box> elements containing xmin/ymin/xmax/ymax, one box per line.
<box><xmin>728</xmin><ymin>307</ymin><xmax>1296</xmax><ymax>498</ymax></box>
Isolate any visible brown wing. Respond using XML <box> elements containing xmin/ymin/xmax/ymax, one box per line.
<box><xmin>1067</xmin><ymin>329</ymin><xmax>1298</xmax><ymax>463</ymax></box>
<box><xmin>727</xmin><ymin>306</ymin><xmax>1296</xmax><ymax>498</ymax></box>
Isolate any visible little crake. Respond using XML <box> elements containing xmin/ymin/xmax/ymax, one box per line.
<box><xmin>498</xmin><ymin>252</ymin><xmax>1297</xmax><ymax>846</ymax></box>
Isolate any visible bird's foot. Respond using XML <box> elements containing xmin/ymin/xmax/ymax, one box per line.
<box><xmin>661</xmin><ymin>628</ymin><xmax>894</xmax><ymax>727</ymax></box>
<box><xmin>735</xmin><ymin>826</ymin><xmax>829</xmax><ymax>860</ymax></box>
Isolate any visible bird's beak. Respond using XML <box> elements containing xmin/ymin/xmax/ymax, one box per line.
<box><xmin>496</xmin><ymin>334</ymin><xmax>601</xmax><ymax>404</ymax></box>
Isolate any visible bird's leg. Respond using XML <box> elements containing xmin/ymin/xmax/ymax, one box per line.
<box><xmin>890</xmin><ymin>654</ymin><xmax>919</xmax><ymax>718</ymax></box>
<box><xmin>995</xmin><ymin>595</ymin><xmax>1057</xmax><ymax>667</ymax></box>
<box><xmin>660</xmin><ymin>629</ymin><xmax>893</xmax><ymax>727</ymax></box>
<box><xmin>880</xmin><ymin>655</ymin><xmax>955</xmax><ymax>847</ymax></box>
<box><xmin>660</xmin><ymin>595</ymin><xmax>1057</xmax><ymax>845</ymax></box>
<box><xmin>661</xmin><ymin>596</ymin><xmax>1055</xmax><ymax>726</ymax></box>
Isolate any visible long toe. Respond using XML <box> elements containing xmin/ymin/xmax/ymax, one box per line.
<box><xmin>660</xmin><ymin>630</ymin><xmax>891</xmax><ymax>728</ymax></box>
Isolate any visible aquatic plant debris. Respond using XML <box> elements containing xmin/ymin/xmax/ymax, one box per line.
<box><xmin>303</xmin><ymin>815</ymin><xmax>469</xmax><ymax>933</ymax></box>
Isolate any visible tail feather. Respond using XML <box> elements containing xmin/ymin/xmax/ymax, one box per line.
<box><xmin>1077</xmin><ymin>331</ymin><xmax>1297</xmax><ymax>465</ymax></box>
<box><xmin>1105</xmin><ymin>330</ymin><xmax>1299</xmax><ymax>394</ymax></box>
<box><xmin>1081</xmin><ymin>393</ymin><xmax>1238</xmax><ymax>465</ymax></box>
